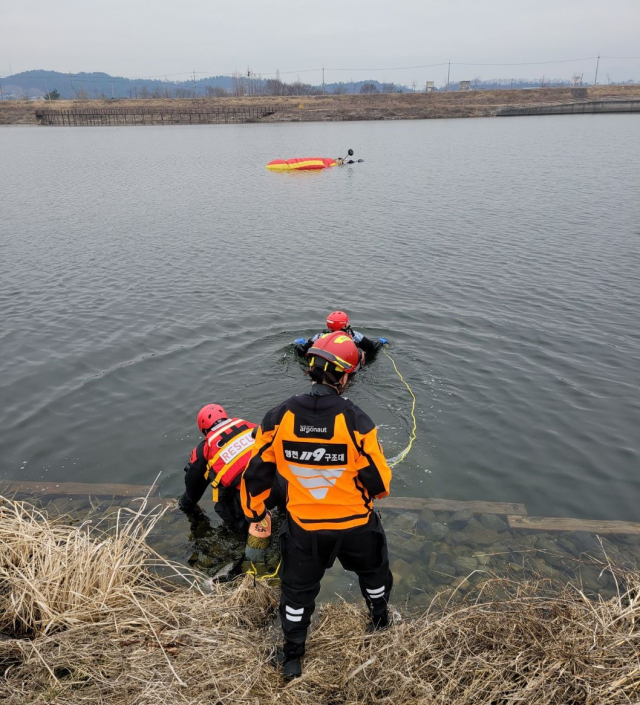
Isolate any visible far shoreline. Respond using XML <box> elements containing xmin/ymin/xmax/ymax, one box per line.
<box><xmin>1</xmin><ymin>85</ymin><xmax>639</xmax><ymax>126</ymax></box>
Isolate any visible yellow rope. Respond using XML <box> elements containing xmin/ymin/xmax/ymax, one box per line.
<box><xmin>246</xmin><ymin>559</ymin><xmax>281</xmax><ymax>582</ymax></box>
<box><xmin>383</xmin><ymin>349</ymin><xmax>417</xmax><ymax>467</ymax></box>
<box><xmin>259</xmin><ymin>560</ymin><xmax>281</xmax><ymax>581</ymax></box>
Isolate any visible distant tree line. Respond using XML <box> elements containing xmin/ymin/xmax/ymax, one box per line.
<box><xmin>2</xmin><ymin>69</ymin><xmax>638</xmax><ymax>100</ymax></box>
<box><xmin>1</xmin><ymin>70</ymin><xmax>407</xmax><ymax>99</ymax></box>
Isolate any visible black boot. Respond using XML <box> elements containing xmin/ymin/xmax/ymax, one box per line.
<box><xmin>367</xmin><ymin>608</ymin><xmax>390</xmax><ymax>633</ymax></box>
<box><xmin>273</xmin><ymin>645</ymin><xmax>303</xmax><ymax>680</ymax></box>
<box><xmin>283</xmin><ymin>655</ymin><xmax>302</xmax><ymax>680</ymax></box>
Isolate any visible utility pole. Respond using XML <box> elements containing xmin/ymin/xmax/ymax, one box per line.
<box><xmin>111</xmin><ymin>81</ymin><xmax>115</xmax><ymax>99</ymax></box>
<box><xmin>193</xmin><ymin>71</ymin><xmax>197</xmax><ymax>97</ymax></box>
<box><xmin>69</xmin><ymin>73</ymin><xmax>74</xmax><ymax>98</ymax></box>
<box><xmin>322</xmin><ymin>66</ymin><xmax>325</xmax><ymax>95</ymax></box>
<box><xmin>594</xmin><ymin>54</ymin><xmax>600</xmax><ymax>86</ymax></box>
<box><xmin>446</xmin><ymin>61</ymin><xmax>450</xmax><ymax>91</ymax></box>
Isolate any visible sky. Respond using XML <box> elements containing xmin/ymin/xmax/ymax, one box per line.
<box><xmin>2</xmin><ymin>0</ymin><xmax>640</xmax><ymax>86</ymax></box>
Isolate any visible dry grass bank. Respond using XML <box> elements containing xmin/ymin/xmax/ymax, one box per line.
<box><xmin>1</xmin><ymin>496</ymin><xmax>639</xmax><ymax>704</ymax></box>
<box><xmin>2</xmin><ymin>85</ymin><xmax>640</xmax><ymax>125</ymax></box>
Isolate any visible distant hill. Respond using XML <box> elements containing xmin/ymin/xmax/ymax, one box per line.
<box><xmin>3</xmin><ymin>69</ymin><xmax>628</xmax><ymax>100</ymax></box>
<box><xmin>0</xmin><ymin>70</ymin><xmax>413</xmax><ymax>99</ymax></box>
<box><xmin>0</xmin><ymin>70</ymin><xmax>236</xmax><ymax>100</ymax></box>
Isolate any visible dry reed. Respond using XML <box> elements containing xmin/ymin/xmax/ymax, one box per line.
<box><xmin>1</xmin><ymin>495</ymin><xmax>639</xmax><ymax>704</ymax></box>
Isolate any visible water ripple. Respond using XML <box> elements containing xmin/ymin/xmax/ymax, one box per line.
<box><xmin>1</xmin><ymin>116</ymin><xmax>639</xmax><ymax>522</ymax></box>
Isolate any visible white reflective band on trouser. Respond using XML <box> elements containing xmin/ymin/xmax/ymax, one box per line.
<box><xmin>285</xmin><ymin>605</ymin><xmax>304</xmax><ymax>622</ymax></box>
<box><xmin>366</xmin><ymin>587</ymin><xmax>386</xmax><ymax>599</ymax></box>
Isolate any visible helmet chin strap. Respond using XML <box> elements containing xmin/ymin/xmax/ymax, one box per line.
<box><xmin>335</xmin><ymin>372</ymin><xmax>350</xmax><ymax>394</ymax></box>
<box><xmin>311</xmin><ymin>372</ymin><xmax>350</xmax><ymax>394</ymax></box>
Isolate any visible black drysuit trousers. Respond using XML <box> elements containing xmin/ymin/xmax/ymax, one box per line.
<box><xmin>279</xmin><ymin>512</ymin><xmax>393</xmax><ymax>657</ymax></box>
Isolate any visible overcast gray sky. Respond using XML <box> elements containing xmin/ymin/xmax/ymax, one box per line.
<box><xmin>2</xmin><ymin>0</ymin><xmax>639</xmax><ymax>85</ymax></box>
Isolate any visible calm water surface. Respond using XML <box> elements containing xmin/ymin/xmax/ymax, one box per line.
<box><xmin>1</xmin><ymin>116</ymin><xmax>639</xmax><ymax>589</ymax></box>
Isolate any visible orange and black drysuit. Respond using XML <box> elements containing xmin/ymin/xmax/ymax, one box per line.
<box><xmin>241</xmin><ymin>384</ymin><xmax>393</xmax><ymax>656</ymax></box>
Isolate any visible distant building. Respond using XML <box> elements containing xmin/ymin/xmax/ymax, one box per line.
<box><xmin>571</xmin><ymin>75</ymin><xmax>583</xmax><ymax>87</ymax></box>
<box><xmin>426</xmin><ymin>81</ymin><xmax>435</xmax><ymax>92</ymax></box>
<box><xmin>459</xmin><ymin>81</ymin><xmax>471</xmax><ymax>91</ymax></box>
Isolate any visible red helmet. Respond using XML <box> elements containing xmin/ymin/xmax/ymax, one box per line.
<box><xmin>197</xmin><ymin>404</ymin><xmax>227</xmax><ymax>433</ymax></box>
<box><xmin>326</xmin><ymin>310</ymin><xmax>349</xmax><ymax>331</ymax></box>
<box><xmin>306</xmin><ymin>331</ymin><xmax>360</xmax><ymax>374</ymax></box>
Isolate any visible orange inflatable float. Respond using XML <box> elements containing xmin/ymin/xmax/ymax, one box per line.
<box><xmin>266</xmin><ymin>157</ymin><xmax>337</xmax><ymax>171</ymax></box>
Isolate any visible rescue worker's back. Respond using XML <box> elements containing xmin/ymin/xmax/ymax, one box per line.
<box><xmin>241</xmin><ymin>392</ymin><xmax>391</xmax><ymax>531</ymax></box>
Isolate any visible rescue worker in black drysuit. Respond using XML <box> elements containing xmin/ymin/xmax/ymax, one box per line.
<box><xmin>241</xmin><ymin>331</ymin><xmax>394</xmax><ymax>680</ymax></box>
<box><xmin>293</xmin><ymin>310</ymin><xmax>387</xmax><ymax>362</ymax></box>
<box><xmin>179</xmin><ymin>404</ymin><xmax>282</xmax><ymax>552</ymax></box>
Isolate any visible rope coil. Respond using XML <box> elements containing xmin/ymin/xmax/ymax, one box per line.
<box><xmin>383</xmin><ymin>349</ymin><xmax>417</xmax><ymax>467</ymax></box>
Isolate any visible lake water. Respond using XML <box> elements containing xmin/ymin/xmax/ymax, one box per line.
<box><xmin>1</xmin><ymin>115</ymin><xmax>639</xmax><ymax>602</ymax></box>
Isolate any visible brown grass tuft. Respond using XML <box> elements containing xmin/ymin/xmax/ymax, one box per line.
<box><xmin>1</xmin><ymin>496</ymin><xmax>639</xmax><ymax>704</ymax></box>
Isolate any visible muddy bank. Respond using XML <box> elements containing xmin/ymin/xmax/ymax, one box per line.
<box><xmin>2</xmin><ymin>85</ymin><xmax>639</xmax><ymax>125</ymax></box>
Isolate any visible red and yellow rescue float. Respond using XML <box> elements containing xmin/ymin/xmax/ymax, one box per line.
<box><xmin>266</xmin><ymin>157</ymin><xmax>338</xmax><ymax>171</ymax></box>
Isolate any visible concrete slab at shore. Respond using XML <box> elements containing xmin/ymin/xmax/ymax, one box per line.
<box><xmin>379</xmin><ymin>496</ymin><xmax>527</xmax><ymax>515</ymax></box>
<box><xmin>509</xmin><ymin>514</ymin><xmax>640</xmax><ymax>535</ymax></box>
<box><xmin>3</xmin><ymin>481</ymin><xmax>637</xmax><ymax>534</ymax></box>
<box><xmin>0</xmin><ymin>480</ymin><xmax>156</xmax><ymax>498</ymax></box>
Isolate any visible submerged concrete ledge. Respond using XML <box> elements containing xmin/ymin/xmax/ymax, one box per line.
<box><xmin>3</xmin><ymin>478</ymin><xmax>640</xmax><ymax>534</ymax></box>
<box><xmin>509</xmin><ymin>514</ymin><xmax>640</xmax><ymax>535</ymax></box>
<box><xmin>379</xmin><ymin>496</ymin><xmax>527</xmax><ymax>516</ymax></box>
<box><xmin>0</xmin><ymin>479</ymin><xmax>157</xmax><ymax>498</ymax></box>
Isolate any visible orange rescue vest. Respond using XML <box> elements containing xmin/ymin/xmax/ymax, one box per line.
<box><xmin>203</xmin><ymin>418</ymin><xmax>256</xmax><ymax>501</ymax></box>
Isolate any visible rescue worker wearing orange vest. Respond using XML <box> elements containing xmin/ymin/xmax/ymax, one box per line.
<box><xmin>293</xmin><ymin>310</ymin><xmax>388</xmax><ymax>362</ymax></box>
<box><xmin>241</xmin><ymin>332</ymin><xmax>393</xmax><ymax>680</ymax></box>
<box><xmin>179</xmin><ymin>404</ymin><xmax>276</xmax><ymax>556</ymax></box>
